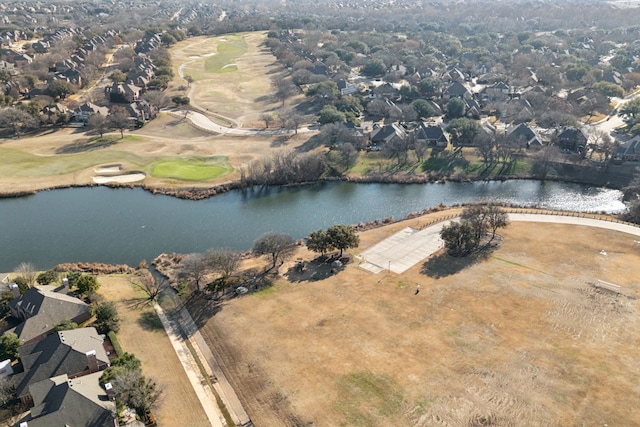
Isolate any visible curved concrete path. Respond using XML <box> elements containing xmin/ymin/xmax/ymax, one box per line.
<box><xmin>359</xmin><ymin>213</ymin><xmax>640</xmax><ymax>274</ymax></box>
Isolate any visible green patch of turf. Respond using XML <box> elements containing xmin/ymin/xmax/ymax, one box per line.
<box><xmin>149</xmin><ymin>157</ymin><xmax>233</xmax><ymax>181</ymax></box>
<box><xmin>204</xmin><ymin>36</ymin><xmax>247</xmax><ymax>73</ymax></box>
<box><xmin>333</xmin><ymin>371</ymin><xmax>405</xmax><ymax>426</ymax></box>
<box><xmin>0</xmin><ymin>147</ymin><xmax>147</xmax><ymax>178</ymax></box>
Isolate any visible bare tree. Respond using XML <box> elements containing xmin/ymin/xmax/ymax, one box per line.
<box><xmin>261</xmin><ymin>112</ymin><xmax>276</xmax><ymax>129</ymax></box>
<box><xmin>108</xmin><ymin>107</ymin><xmax>130</xmax><ymax>139</ymax></box>
<box><xmin>129</xmin><ymin>270</ymin><xmax>168</xmax><ymax>304</ymax></box>
<box><xmin>86</xmin><ymin>113</ymin><xmax>109</xmax><ymax>137</ymax></box>
<box><xmin>142</xmin><ymin>91</ymin><xmax>168</xmax><ymax>110</ymax></box>
<box><xmin>273</xmin><ymin>76</ymin><xmax>297</xmax><ymax>107</ymax></box>
<box><xmin>112</xmin><ymin>369</ymin><xmax>163</xmax><ymax>422</ymax></box>
<box><xmin>253</xmin><ymin>232</ymin><xmax>296</xmax><ymax>272</ymax></box>
<box><xmin>0</xmin><ymin>377</ymin><xmax>14</xmax><ymax>406</ymax></box>
<box><xmin>14</xmin><ymin>262</ymin><xmax>37</xmax><ymax>286</ymax></box>
<box><xmin>337</xmin><ymin>142</ymin><xmax>359</xmax><ymax>170</ymax></box>
<box><xmin>206</xmin><ymin>249</ymin><xmax>241</xmax><ymax>282</ymax></box>
<box><xmin>285</xmin><ymin>112</ymin><xmax>305</xmax><ymax>134</ymax></box>
<box><xmin>180</xmin><ymin>253</ymin><xmax>208</xmax><ymax>291</ymax></box>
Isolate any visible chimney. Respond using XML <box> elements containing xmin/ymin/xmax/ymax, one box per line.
<box><xmin>9</xmin><ymin>283</ymin><xmax>20</xmax><ymax>298</ymax></box>
<box><xmin>105</xmin><ymin>382</ymin><xmax>115</xmax><ymax>401</ymax></box>
<box><xmin>86</xmin><ymin>350</ymin><xmax>98</xmax><ymax>373</ymax></box>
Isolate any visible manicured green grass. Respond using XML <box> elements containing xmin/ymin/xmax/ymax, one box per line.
<box><xmin>204</xmin><ymin>36</ymin><xmax>247</xmax><ymax>73</ymax></box>
<box><xmin>0</xmin><ymin>147</ymin><xmax>147</xmax><ymax>177</ymax></box>
<box><xmin>149</xmin><ymin>157</ymin><xmax>233</xmax><ymax>181</ymax></box>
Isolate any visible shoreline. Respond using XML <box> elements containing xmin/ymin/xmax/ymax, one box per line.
<box><xmin>0</xmin><ymin>170</ymin><xmax>626</xmax><ymax>201</ymax></box>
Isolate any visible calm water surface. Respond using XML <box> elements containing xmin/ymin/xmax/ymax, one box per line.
<box><xmin>0</xmin><ymin>180</ymin><xmax>626</xmax><ymax>271</ymax></box>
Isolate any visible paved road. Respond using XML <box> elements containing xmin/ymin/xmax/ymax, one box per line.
<box><xmin>359</xmin><ymin>214</ymin><xmax>640</xmax><ymax>275</ymax></box>
<box><xmin>168</xmin><ymin>109</ymin><xmax>318</xmax><ymax>136</ymax></box>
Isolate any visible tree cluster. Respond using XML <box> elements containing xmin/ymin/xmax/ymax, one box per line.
<box><xmin>240</xmin><ymin>150</ymin><xmax>326</xmax><ymax>187</ymax></box>
<box><xmin>440</xmin><ymin>204</ymin><xmax>509</xmax><ymax>255</ymax></box>
<box><xmin>306</xmin><ymin>224</ymin><xmax>360</xmax><ymax>257</ymax></box>
<box><xmin>101</xmin><ymin>353</ymin><xmax>161</xmax><ymax>423</ymax></box>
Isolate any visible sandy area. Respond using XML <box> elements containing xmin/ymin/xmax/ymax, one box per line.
<box><xmin>93</xmin><ymin>173</ymin><xmax>146</xmax><ymax>183</ymax></box>
<box><xmin>191</xmin><ymin>212</ymin><xmax>640</xmax><ymax>426</ymax></box>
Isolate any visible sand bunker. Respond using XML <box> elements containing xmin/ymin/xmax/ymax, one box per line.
<box><xmin>94</xmin><ymin>164</ymin><xmax>122</xmax><ymax>174</ymax></box>
<box><xmin>221</xmin><ymin>64</ymin><xmax>236</xmax><ymax>69</ymax></box>
<box><xmin>93</xmin><ymin>173</ymin><xmax>146</xmax><ymax>183</ymax></box>
<box><xmin>188</xmin><ymin>55</ymin><xmax>200</xmax><ymax>59</ymax></box>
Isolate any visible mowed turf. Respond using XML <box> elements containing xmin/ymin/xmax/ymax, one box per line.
<box><xmin>204</xmin><ymin>35</ymin><xmax>246</xmax><ymax>73</ymax></box>
<box><xmin>150</xmin><ymin>156</ymin><xmax>233</xmax><ymax>180</ymax></box>
<box><xmin>192</xmin><ymin>214</ymin><xmax>640</xmax><ymax>426</ymax></box>
<box><xmin>98</xmin><ymin>275</ymin><xmax>210</xmax><ymax>427</ymax></box>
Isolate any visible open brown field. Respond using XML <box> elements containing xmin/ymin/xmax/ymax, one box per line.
<box><xmin>98</xmin><ymin>275</ymin><xmax>210</xmax><ymax>427</ymax></box>
<box><xmin>190</xmin><ymin>216</ymin><xmax>640</xmax><ymax>426</ymax></box>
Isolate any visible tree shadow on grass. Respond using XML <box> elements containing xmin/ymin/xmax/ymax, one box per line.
<box><xmin>421</xmin><ymin>150</ymin><xmax>469</xmax><ymax>174</ymax></box>
<box><xmin>137</xmin><ymin>311</ymin><xmax>164</xmax><ymax>331</ymax></box>
<box><xmin>284</xmin><ymin>255</ymin><xmax>348</xmax><ymax>283</ymax></box>
<box><xmin>184</xmin><ymin>292</ymin><xmax>223</xmax><ymax>329</ymax></box>
<box><xmin>421</xmin><ymin>244</ymin><xmax>498</xmax><ymax>278</ymax></box>
<box><xmin>55</xmin><ymin>136</ymin><xmax>120</xmax><ymax>154</ymax></box>
<box><xmin>271</xmin><ymin>135</ymin><xmax>292</xmax><ymax>147</ymax></box>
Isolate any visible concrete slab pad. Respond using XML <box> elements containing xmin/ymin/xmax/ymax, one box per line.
<box><xmin>359</xmin><ymin>221</ymin><xmax>452</xmax><ymax>274</ymax></box>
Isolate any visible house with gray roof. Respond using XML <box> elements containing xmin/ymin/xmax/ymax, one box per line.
<box><xmin>369</xmin><ymin>123</ymin><xmax>407</xmax><ymax>146</ymax></box>
<box><xmin>17</xmin><ymin>372</ymin><xmax>117</xmax><ymax>427</ymax></box>
<box><xmin>505</xmin><ymin>123</ymin><xmax>543</xmax><ymax>149</ymax></box>
<box><xmin>442</xmin><ymin>81</ymin><xmax>471</xmax><ymax>100</ymax></box>
<box><xmin>415</xmin><ymin>122</ymin><xmax>449</xmax><ymax>147</ymax></box>
<box><xmin>13</xmin><ymin>327</ymin><xmax>110</xmax><ymax>404</ymax></box>
<box><xmin>7</xmin><ymin>287</ymin><xmax>91</xmax><ymax>345</ymax></box>
<box><xmin>615</xmin><ymin>136</ymin><xmax>640</xmax><ymax>162</ymax></box>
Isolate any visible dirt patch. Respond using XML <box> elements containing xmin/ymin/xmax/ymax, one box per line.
<box><xmin>191</xmin><ymin>214</ymin><xmax>640</xmax><ymax>426</ymax></box>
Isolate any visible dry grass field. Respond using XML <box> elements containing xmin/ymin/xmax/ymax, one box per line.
<box><xmin>190</xmin><ymin>215</ymin><xmax>640</xmax><ymax>426</ymax></box>
<box><xmin>97</xmin><ymin>275</ymin><xmax>210</xmax><ymax>427</ymax></box>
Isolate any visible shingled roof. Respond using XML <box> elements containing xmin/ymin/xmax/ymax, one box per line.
<box><xmin>13</xmin><ymin>327</ymin><xmax>110</xmax><ymax>399</ymax></box>
<box><xmin>7</xmin><ymin>287</ymin><xmax>91</xmax><ymax>344</ymax></box>
<box><xmin>20</xmin><ymin>372</ymin><xmax>116</xmax><ymax>427</ymax></box>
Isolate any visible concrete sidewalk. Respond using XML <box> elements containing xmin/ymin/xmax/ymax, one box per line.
<box><xmin>172</xmin><ymin>305</ymin><xmax>253</xmax><ymax>427</ymax></box>
<box><xmin>154</xmin><ymin>304</ymin><xmax>225</xmax><ymax>427</ymax></box>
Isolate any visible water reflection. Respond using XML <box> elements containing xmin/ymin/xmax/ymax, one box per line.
<box><xmin>0</xmin><ymin>180</ymin><xmax>626</xmax><ymax>271</ymax></box>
